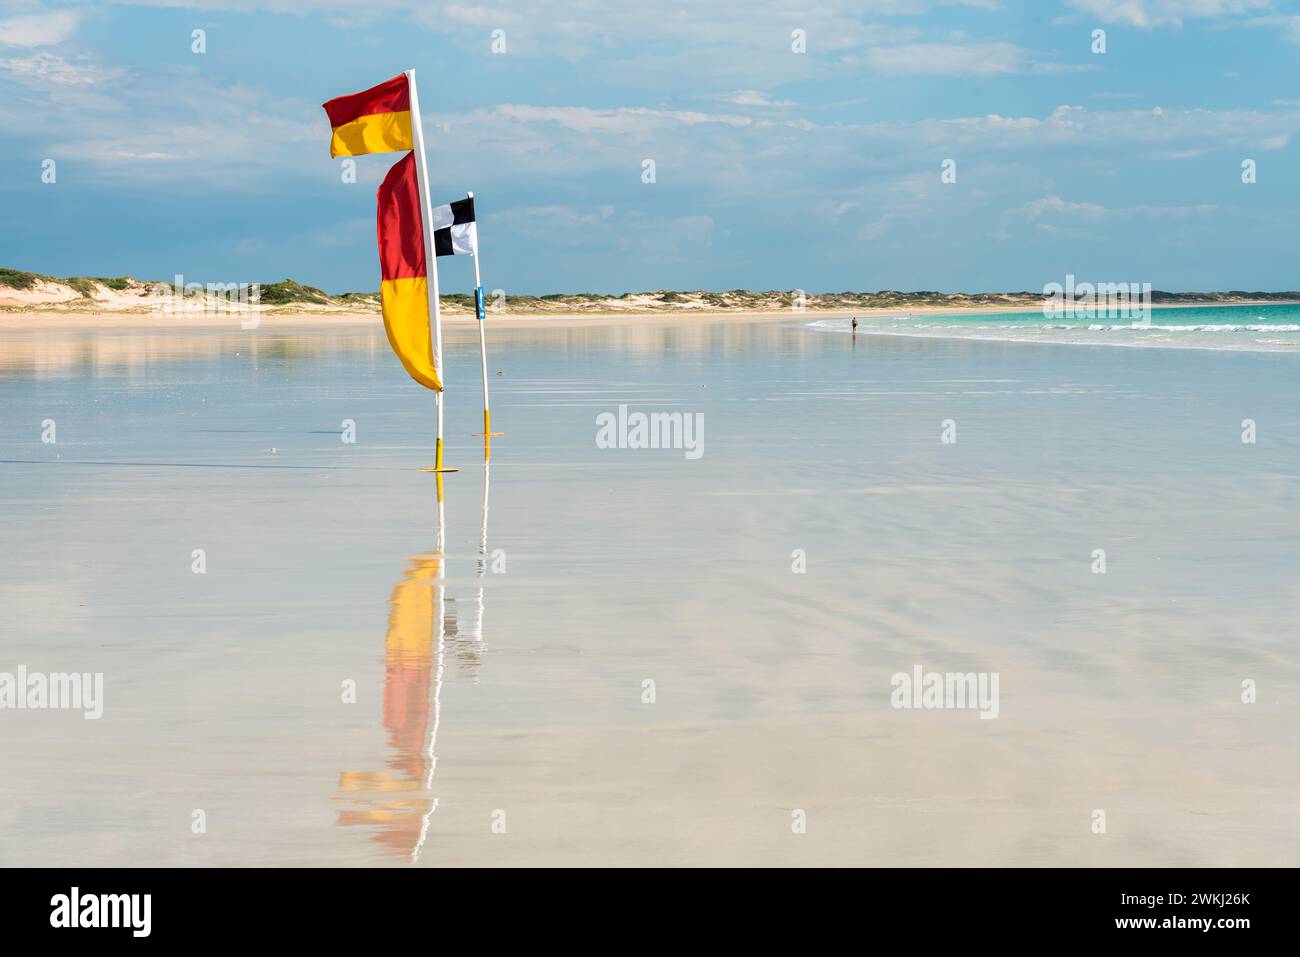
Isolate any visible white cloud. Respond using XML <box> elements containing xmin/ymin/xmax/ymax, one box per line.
<box><xmin>884</xmin><ymin>102</ymin><xmax>1300</xmax><ymax>153</ymax></box>
<box><xmin>0</xmin><ymin>9</ymin><xmax>79</xmax><ymax>47</ymax></box>
<box><xmin>493</xmin><ymin>204</ymin><xmax>714</xmax><ymax>262</ymax></box>
<box><xmin>95</xmin><ymin>1</ymin><xmax>958</xmax><ymax>83</ymax></box>
<box><xmin>1022</xmin><ymin>196</ymin><xmax>1109</xmax><ymax>220</ymax></box>
<box><xmin>496</xmin><ymin>204</ymin><xmax>616</xmax><ymax>243</ymax></box>
<box><xmin>493</xmin><ymin>103</ymin><xmax>757</xmax><ymax>134</ymax></box>
<box><xmin>1021</xmin><ymin>194</ymin><xmax>1219</xmax><ymax>221</ymax></box>
<box><xmin>1243</xmin><ymin>13</ymin><xmax>1300</xmax><ymax>41</ymax></box>
<box><xmin>857</xmin><ymin>41</ymin><xmax>1024</xmax><ymax>75</ymax></box>
<box><xmin>395</xmin><ymin>98</ymin><xmax>1300</xmax><ymax>243</ymax></box>
<box><xmin>717</xmin><ymin>90</ymin><xmax>797</xmax><ymax>108</ymax></box>
<box><xmin>8</xmin><ymin>67</ymin><xmax>322</xmax><ymax>187</ymax></box>
<box><xmin>1067</xmin><ymin>0</ymin><xmax>1271</xmax><ymax>29</ymax></box>
<box><xmin>0</xmin><ymin>51</ymin><xmax>114</xmax><ymax>86</ymax></box>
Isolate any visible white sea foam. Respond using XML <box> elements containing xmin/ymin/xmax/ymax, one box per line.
<box><xmin>805</xmin><ymin>314</ymin><xmax>1300</xmax><ymax>352</ymax></box>
<box><xmin>1077</xmin><ymin>322</ymin><xmax>1300</xmax><ymax>332</ymax></box>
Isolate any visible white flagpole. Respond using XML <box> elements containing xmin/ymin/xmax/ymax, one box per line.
<box><xmin>406</xmin><ymin>68</ymin><xmax>455</xmax><ymax>474</ymax></box>
<box><xmin>468</xmin><ymin>192</ymin><xmax>498</xmax><ymax>450</ymax></box>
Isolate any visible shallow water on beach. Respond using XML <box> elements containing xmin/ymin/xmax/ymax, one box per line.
<box><xmin>810</xmin><ymin>302</ymin><xmax>1300</xmax><ymax>352</ymax></box>
<box><xmin>1</xmin><ymin>319</ymin><xmax>1298</xmax><ymax>866</ymax></box>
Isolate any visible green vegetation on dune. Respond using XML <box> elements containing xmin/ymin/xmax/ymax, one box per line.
<box><xmin>0</xmin><ymin>268</ymin><xmax>42</xmax><ymax>289</ymax></box>
<box><xmin>255</xmin><ymin>279</ymin><xmax>333</xmax><ymax>305</ymax></box>
<box><xmin>0</xmin><ymin>269</ymin><xmax>135</xmax><ymax>297</ymax></box>
<box><xmin>64</xmin><ymin>277</ymin><xmax>99</xmax><ymax>297</ymax></box>
<box><xmin>93</xmin><ymin>276</ymin><xmax>133</xmax><ymax>291</ymax></box>
<box><xmin>500</xmin><ymin>294</ymin><xmax>543</xmax><ymax>307</ymax></box>
<box><xmin>1149</xmin><ymin>290</ymin><xmax>1298</xmax><ymax>303</ymax></box>
<box><xmin>337</xmin><ymin>291</ymin><xmax>380</xmax><ymax>306</ymax></box>
<box><xmin>4</xmin><ymin>267</ymin><xmax>1300</xmax><ymax>313</ymax></box>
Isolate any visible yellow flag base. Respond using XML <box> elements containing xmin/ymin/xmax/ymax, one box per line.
<box><xmin>420</xmin><ymin>437</ymin><xmax>459</xmax><ymax>473</ymax></box>
<box><xmin>474</xmin><ymin>409</ymin><xmax>503</xmax><ymax>438</ymax></box>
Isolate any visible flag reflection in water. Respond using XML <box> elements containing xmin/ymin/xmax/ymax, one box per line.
<box><xmin>337</xmin><ymin>468</ymin><xmax>490</xmax><ymax>861</ymax></box>
<box><xmin>336</xmin><ymin>550</ymin><xmax>443</xmax><ymax>859</ymax></box>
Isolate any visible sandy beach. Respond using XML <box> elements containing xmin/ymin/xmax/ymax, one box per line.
<box><xmin>2</xmin><ymin>311</ymin><xmax>1296</xmax><ymax>867</ymax></box>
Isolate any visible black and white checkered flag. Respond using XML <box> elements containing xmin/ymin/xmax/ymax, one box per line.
<box><xmin>430</xmin><ymin>195</ymin><xmax>477</xmax><ymax>257</ymax></box>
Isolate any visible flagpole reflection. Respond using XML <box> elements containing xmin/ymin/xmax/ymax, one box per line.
<box><xmin>337</xmin><ymin>474</ymin><xmax>449</xmax><ymax>862</ymax></box>
<box><xmin>469</xmin><ymin>460</ymin><xmax>490</xmax><ymax>642</ymax></box>
<box><xmin>411</xmin><ymin>472</ymin><xmax>448</xmax><ymax>862</ymax></box>
<box><xmin>338</xmin><ymin>465</ymin><xmax>498</xmax><ymax>861</ymax></box>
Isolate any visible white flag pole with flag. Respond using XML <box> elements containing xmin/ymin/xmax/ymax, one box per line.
<box><xmin>321</xmin><ymin>69</ymin><xmax>455</xmax><ymax>474</ymax></box>
<box><xmin>405</xmin><ymin>69</ymin><xmax>457</xmax><ymax>474</ymax></box>
<box><xmin>467</xmin><ymin>193</ymin><xmax>501</xmax><ymax>448</ymax></box>
<box><xmin>429</xmin><ymin>190</ymin><xmax>499</xmax><ymax>453</ymax></box>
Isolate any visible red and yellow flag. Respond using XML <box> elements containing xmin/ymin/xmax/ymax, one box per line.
<box><xmin>323</xmin><ymin>72</ymin><xmax>440</xmax><ymax>393</ymax></box>
<box><xmin>322</xmin><ymin>73</ymin><xmax>413</xmax><ymax>158</ymax></box>
<box><xmin>377</xmin><ymin>152</ymin><xmax>441</xmax><ymax>392</ymax></box>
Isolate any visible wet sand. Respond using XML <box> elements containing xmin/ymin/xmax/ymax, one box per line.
<box><xmin>0</xmin><ymin>304</ymin><xmax>1039</xmax><ymax>334</ymax></box>
<box><xmin>1</xmin><ymin>318</ymin><xmax>1297</xmax><ymax>866</ymax></box>
<box><xmin>1</xmin><ymin>300</ymin><xmax>1287</xmax><ymax>332</ymax></box>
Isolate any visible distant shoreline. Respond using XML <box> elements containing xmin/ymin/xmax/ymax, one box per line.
<box><xmin>2</xmin><ymin>300</ymin><xmax>1298</xmax><ymax>333</ymax></box>
<box><xmin>3</xmin><ymin>268</ymin><xmax>1298</xmax><ymax>324</ymax></box>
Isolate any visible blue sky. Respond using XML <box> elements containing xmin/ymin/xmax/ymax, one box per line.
<box><xmin>1</xmin><ymin>0</ymin><xmax>1298</xmax><ymax>294</ymax></box>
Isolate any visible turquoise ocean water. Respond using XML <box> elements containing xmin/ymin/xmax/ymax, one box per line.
<box><xmin>809</xmin><ymin>302</ymin><xmax>1300</xmax><ymax>351</ymax></box>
